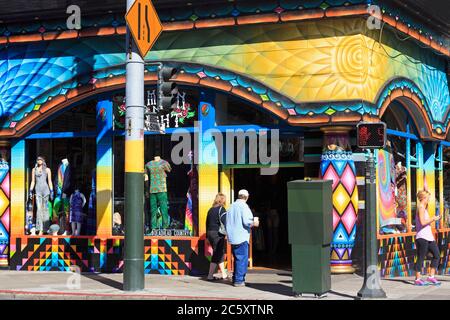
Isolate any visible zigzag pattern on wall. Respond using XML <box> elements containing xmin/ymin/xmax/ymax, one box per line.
<box><xmin>9</xmin><ymin>237</ymin><xmax>210</xmax><ymax>275</ymax></box>
<box><xmin>378</xmin><ymin>233</ymin><xmax>450</xmax><ymax>278</ymax></box>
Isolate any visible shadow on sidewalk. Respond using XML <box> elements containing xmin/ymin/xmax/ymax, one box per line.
<box><xmin>382</xmin><ymin>279</ymin><xmax>414</xmax><ymax>286</ymax></box>
<box><xmin>245</xmin><ymin>283</ymin><xmax>294</xmax><ymax>297</ymax></box>
<box><xmin>328</xmin><ymin>290</ymin><xmax>358</xmax><ymax>300</ymax></box>
<box><xmin>83</xmin><ymin>274</ymin><xmax>123</xmax><ymax>291</ymax></box>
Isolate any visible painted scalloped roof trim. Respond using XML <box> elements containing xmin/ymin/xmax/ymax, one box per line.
<box><xmin>0</xmin><ymin>1</ymin><xmax>447</xmax><ymax>57</ymax></box>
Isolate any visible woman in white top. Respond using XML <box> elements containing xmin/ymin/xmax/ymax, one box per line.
<box><xmin>414</xmin><ymin>190</ymin><xmax>441</xmax><ymax>286</ymax></box>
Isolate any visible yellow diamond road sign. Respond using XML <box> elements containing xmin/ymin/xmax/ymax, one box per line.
<box><xmin>126</xmin><ymin>0</ymin><xmax>163</xmax><ymax>57</ymax></box>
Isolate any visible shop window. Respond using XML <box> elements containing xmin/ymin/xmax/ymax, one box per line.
<box><xmin>26</xmin><ymin>137</ymin><xmax>96</xmax><ymax>236</ymax></box>
<box><xmin>112</xmin><ymin>86</ymin><xmax>198</xmax><ymax>237</ymax></box>
<box><xmin>113</xmin><ymin>134</ymin><xmax>196</xmax><ymax>236</ymax></box>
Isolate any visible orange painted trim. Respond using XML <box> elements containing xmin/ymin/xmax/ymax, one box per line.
<box><xmin>79</xmin><ymin>27</ymin><xmax>116</xmax><ymax>38</ymax></box>
<box><xmin>280</xmin><ymin>9</ymin><xmax>324</xmax><ymax>22</ymax></box>
<box><xmin>39</xmin><ymin>95</ymin><xmax>67</xmax><ymax>114</ymax></box>
<box><xmin>199</xmin><ymin>77</ymin><xmax>233</xmax><ymax>93</ymax></box>
<box><xmin>42</xmin><ymin>30</ymin><xmax>78</xmax><ymax>41</ymax></box>
<box><xmin>231</xmin><ymin>87</ymin><xmax>263</xmax><ymax>105</ymax></box>
<box><xmin>163</xmin><ymin>21</ymin><xmax>195</xmax><ymax>31</ymax></box>
<box><xmin>115</xmin><ymin>26</ymin><xmax>126</xmax><ymax>35</ymax></box>
<box><xmin>288</xmin><ymin>115</ymin><xmax>330</xmax><ymax>125</ymax></box>
<box><xmin>419</xmin><ymin>34</ymin><xmax>431</xmax><ymax>46</ymax></box>
<box><xmin>0</xmin><ymin>129</ymin><xmax>16</xmax><ymax>136</ymax></box>
<box><xmin>396</xmin><ymin>21</ymin><xmax>408</xmax><ymax>35</ymax></box>
<box><xmin>14</xmin><ymin>111</ymin><xmax>41</xmax><ymax>132</ymax></box>
<box><xmin>237</xmin><ymin>13</ymin><xmax>279</xmax><ymax>25</ymax></box>
<box><xmin>262</xmin><ymin>101</ymin><xmax>289</xmax><ymax>120</ymax></box>
<box><xmin>330</xmin><ymin>113</ymin><xmax>362</xmax><ymax>123</ymax></box>
<box><xmin>0</xmin><ymin>37</ymin><xmax>7</xmax><ymax>44</ymax></box>
<box><xmin>8</xmin><ymin>33</ymin><xmax>42</xmax><ymax>43</ymax></box>
<box><xmin>195</xmin><ymin>17</ymin><xmax>236</xmax><ymax>29</ymax></box>
<box><xmin>93</xmin><ymin>75</ymin><xmax>126</xmax><ymax>90</ymax></box>
<box><xmin>66</xmin><ymin>85</ymin><xmax>95</xmax><ymax>100</ymax></box>
<box><xmin>325</xmin><ymin>5</ymin><xmax>367</xmax><ymax>18</ymax></box>
<box><xmin>377</xmin><ymin>232</ymin><xmax>416</xmax><ymax>240</ymax></box>
<box><xmin>175</xmin><ymin>72</ymin><xmax>200</xmax><ymax>84</ymax></box>
<box><xmin>143</xmin><ymin>73</ymin><xmax>158</xmax><ymax>82</ymax></box>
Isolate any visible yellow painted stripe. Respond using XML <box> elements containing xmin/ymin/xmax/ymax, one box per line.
<box><xmin>125</xmin><ymin>139</ymin><xmax>144</xmax><ymax>173</ymax></box>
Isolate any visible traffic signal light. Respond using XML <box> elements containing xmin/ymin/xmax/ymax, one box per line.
<box><xmin>356</xmin><ymin>122</ymin><xmax>387</xmax><ymax>149</ymax></box>
<box><xmin>157</xmin><ymin>65</ymin><xmax>178</xmax><ymax>114</ymax></box>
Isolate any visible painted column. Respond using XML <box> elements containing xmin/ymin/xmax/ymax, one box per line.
<box><xmin>0</xmin><ymin>142</ymin><xmax>10</xmax><ymax>267</ymax></box>
<box><xmin>220</xmin><ymin>169</ymin><xmax>232</xmax><ymax>208</ymax></box>
<box><xmin>96</xmin><ymin>99</ymin><xmax>113</xmax><ymax>238</ymax></box>
<box><xmin>438</xmin><ymin>145</ymin><xmax>444</xmax><ymax>229</ymax></box>
<box><xmin>9</xmin><ymin>140</ymin><xmax>25</xmax><ymax>268</ymax></box>
<box><xmin>320</xmin><ymin>127</ymin><xmax>358</xmax><ymax>274</ymax></box>
<box><xmin>198</xmin><ymin>91</ymin><xmax>218</xmax><ymax>237</ymax></box>
<box><xmin>423</xmin><ymin>142</ymin><xmax>437</xmax><ymax>224</ymax></box>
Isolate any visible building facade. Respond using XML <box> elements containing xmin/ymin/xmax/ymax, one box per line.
<box><xmin>0</xmin><ymin>0</ymin><xmax>449</xmax><ymax>276</ymax></box>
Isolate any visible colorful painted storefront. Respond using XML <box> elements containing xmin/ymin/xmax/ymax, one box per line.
<box><xmin>0</xmin><ymin>0</ymin><xmax>449</xmax><ymax>276</ymax></box>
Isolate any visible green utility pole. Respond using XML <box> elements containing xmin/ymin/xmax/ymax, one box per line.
<box><xmin>123</xmin><ymin>0</ymin><xmax>145</xmax><ymax>291</ymax></box>
<box><xmin>357</xmin><ymin>150</ymin><xmax>386</xmax><ymax>299</ymax></box>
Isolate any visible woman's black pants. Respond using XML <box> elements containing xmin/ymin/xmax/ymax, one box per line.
<box><xmin>415</xmin><ymin>238</ymin><xmax>440</xmax><ymax>272</ymax></box>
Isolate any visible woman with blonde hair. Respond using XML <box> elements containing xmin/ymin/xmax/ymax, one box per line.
<box><xmin>414</xmin><ymin>190</ymin><xmax>441</xmax><ymax>286</ymax></box>
<box><xmin>206</xmin><ymin>193</ymin><xmax>228</xmax><ymax>281</ymax></box>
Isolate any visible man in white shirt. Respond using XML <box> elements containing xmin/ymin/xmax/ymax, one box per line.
<box><xmin>226</xmin><ymin>189</ymin><xmax>259</xmax><ymax>286</ymax></box>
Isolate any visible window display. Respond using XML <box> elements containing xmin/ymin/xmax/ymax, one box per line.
<box><xmin>52</xmin><ymin>158</ymin><xmax>73</xmax><ymax>235</ymax></box>
<box><xmin>145</xmin><ymin>156</ymin><xmax>172</xmax><ymax>229</ymax></box>
<box><xmin>28</xmin><ymin>156</ymin><xmax>53</xmax><ymax>235</ymax></box>
<box><xmin>26</xmin><ymin>136</ymin><xmax>96</xmax><ymax>236</ymax></box>
<box><xmin>69</xmin><ymin>189</ymin><xmax>87</xmax><ymax>236</ymax></box>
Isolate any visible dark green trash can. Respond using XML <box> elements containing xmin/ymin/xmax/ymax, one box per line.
<box><xmin>287</xmin><ymin>180</ymin><xmax>332</xmax><ymax>297</ymax></box>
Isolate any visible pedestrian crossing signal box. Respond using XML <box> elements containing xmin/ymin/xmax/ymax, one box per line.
<box><xmin>356</xmin><ymin>122</ymin><xmax>387</xmax><ymax>149</ymax></box>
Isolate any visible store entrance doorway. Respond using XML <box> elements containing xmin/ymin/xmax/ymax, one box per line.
<box><xmin>232</xmin><ymin>167</ymin><xmax>304</xmax><ymax>269</ymax></box>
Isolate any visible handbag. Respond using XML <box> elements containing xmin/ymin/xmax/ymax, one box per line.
<box><xmin>218</xmin><ymin>207</ymin><xmax>227</xmax><ymax>236</ymax></box>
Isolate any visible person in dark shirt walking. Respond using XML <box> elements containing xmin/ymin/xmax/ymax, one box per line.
<box><xmin>206</xmin><ymin>193</ymin><xmax>228</xmax><ymax>281</ymax></box>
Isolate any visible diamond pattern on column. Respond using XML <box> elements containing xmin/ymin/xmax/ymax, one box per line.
<box><xmin>323</xmin><ymin>165</ymin><xmax>339</xmax><ymax>190</ymax></box>
<box><xmin>341</xmin><ymin>204</ymin><xmax>357</xmax><ymax>235</ymax></box>
<box><xmin>333</xmin><ymin>183</ymin><xmax>350</xmax><ymax>215</ymax></box>
<box><xmin>0</xmin><ymin>189</ymin><xmax>9</xmax><ymax>216</ymax></box>
<box><xmin>332</xmin><ymin>208</ymin><xmax>340</xmax><ymax>230</ymax></box>
<box><xmin>341</xmin><ymin>164</ymin><xmax>356</xmax><ymax>195</ymax></box>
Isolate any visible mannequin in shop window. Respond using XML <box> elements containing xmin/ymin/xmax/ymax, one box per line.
<box><xmin>395</xmin><ymin>161</ymin><xmax>408</xmax><ymax>232</ymax></box>
<box><xmin>29</xmin><ymin>156</ymin><xmax>54</xmax><ymax>235</ymax></box>
<box><xmin>53</xmin><ymin>158</ymin><xmax>73</xmax><ymax>235</ymax></box>
<box><xmin>145</xmin><ymin>155</ymin><xmax>172</xmax><ymax>229</ymax></box>
<box><xmin>70</xmin><ymin>188</ymin><xmax>86</xmax><ymax>236</ymax></box>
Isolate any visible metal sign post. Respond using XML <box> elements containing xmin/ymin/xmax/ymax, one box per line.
<box><xmin>356</xmin><ymin>122</ymin><xmax>387</xmax><ymax>299</ymax></box>
<box><xmin>123</xmin><ymin>0</ymin><xmax>162</xmax><ymax>292</ymax></box>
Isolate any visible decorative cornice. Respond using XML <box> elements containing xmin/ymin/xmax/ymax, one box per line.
<box><xmin>0</xmin><ymin>3</ymin><xmax>447</xmax><ymax>57</ymax></box>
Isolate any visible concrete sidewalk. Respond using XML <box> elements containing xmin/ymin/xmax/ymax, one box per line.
<box><xmin>0</xmin><ymin>270</ymin><xmax>449</xmax><ymax>300</ymax></box>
